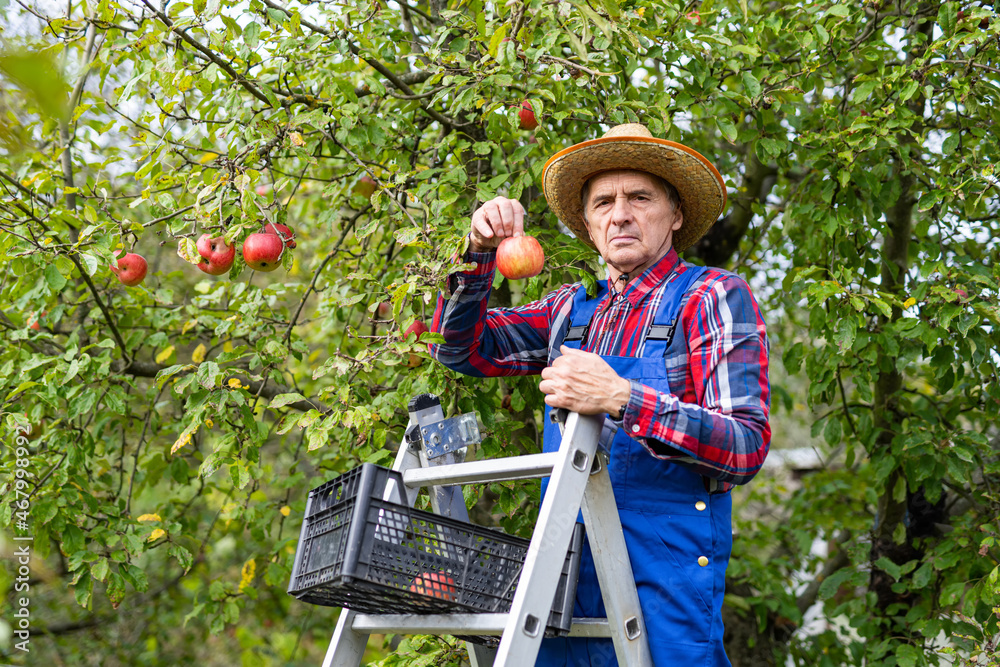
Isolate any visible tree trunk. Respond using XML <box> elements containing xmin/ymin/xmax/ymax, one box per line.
<box><xmin>868</xmin><ymin>4</ymin><xmax>935</xmax><ymax>621</ymax></box>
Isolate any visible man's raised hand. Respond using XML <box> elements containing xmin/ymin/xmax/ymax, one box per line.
<box><xmin>469</xmin><ymin>196</ymin><xmax>525</xmax><ymax>253</ymax></box>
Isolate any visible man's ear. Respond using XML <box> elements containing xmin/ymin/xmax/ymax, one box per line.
<box><xmin>671</xmin><ymin>207</ymin><xmax>684</xmax><ymax>232</ymax></box>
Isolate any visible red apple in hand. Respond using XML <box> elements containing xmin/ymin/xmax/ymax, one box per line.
<box><xmin>111</xmin><ymin>253</ymin><xmax>148</xmax><ymax>286</ymax></box>
<box><xmin>243</xmin><ymin>233</ymin><xmax>285</xmax><ymax>272</ymax></box>
<box><xmin>517</xmin><ymin>100</ymin><xmax>538</xmax><ymax>131</ymax></box>
<box><xmin>409</xmin><ymin>572</ymin><xmax>457</xmax><ymax>600</ymax></box>
<box><xmin>196</xmin><ymin>234</ymin><xmax>236</xmax><ymax>275</ymax></box>
<box><xmin>496</xmin><ymin>235</ymin><xmax>544</xmax><ymax>279</ymax></box>
<box><xmin>262</xmin><ymin>222</ymin><xmax>297</xmax><ymax>249</ymax></box>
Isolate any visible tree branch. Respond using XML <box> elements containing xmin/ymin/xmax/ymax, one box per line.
<box><xmin>140</xmin><ymin>0</ymin><xmax>273</xmax><ymax>107</ymax></box>
<box><xmin>259</xmin><ymin>0</ymin><xmax>461</xmax><ymax>127</ymax></box>
<box><xmin>118</xmin><ymin>360</ymin><xmax>330</xmax><ymax>414</ymax></box>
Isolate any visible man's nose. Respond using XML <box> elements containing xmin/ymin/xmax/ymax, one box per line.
<box><xmin>610</xmin><ymin>196</ymin><xmax>632</xmax><ymax>226</ymax></box>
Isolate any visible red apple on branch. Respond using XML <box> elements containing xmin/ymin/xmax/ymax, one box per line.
<box><xmin>196</xmin><ymin>234</ymin><xmax>236</xmax><ymax>275</ymax></box>
<box><xmin>496</xmin><ymin>235</ymin><xmax>545</xmax><ymax>280</ymax></box>
<box><xmin>403</xmin><ymin>320</ymin><xmax>429</xmax><ymax>342</ymax></box>
<box><xmin>686</xmin><ymin>10</ymin><xmax>702</xmax><ymax>25</ymax></box>
<box><xmin>408</xmin><ymin>572</ymin><xmax>457</xmax><ymax>601</ymax></box>
<box><xmin>261</xmin><ymin>222</ymin><xmax>297</xmax><ymax>248</ymax></box>
<box><xmin>517</xmin><ymin>100</ymin><xmax>538</xmax><ymax>131</ymax></box>
<box><xmin>403</xmin><ymin>320</ymin><xmax>430</xmax><ymax>367</ymax></box>
<box><xmin>111</xmin><ymin>253</ymin><xmax>148</xmax><ymax>286</ymax></box>
<box><xmin>27</xmin><ymin>310</ymin><xmax>46</xmax><ymax>331</ymax></box>
<box><xmin>355</xmin><ymin>175</ymin><xmax>377</xmax><ymax>199</ymax></box>
<box><xmin>243</xmin><ymin>233</ymin><xmax>285</xmax><ymax>272</ymax></box>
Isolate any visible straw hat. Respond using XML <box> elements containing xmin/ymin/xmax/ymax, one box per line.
<box><xmin>542</xmin><ymin>124</ymin><xmax>727</xmax><ymax>252</ymax></box>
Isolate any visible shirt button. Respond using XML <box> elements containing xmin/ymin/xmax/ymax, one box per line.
<box><xmin>698</xmin><ymin>556</ymin><xmax>709</xmax><ymax>567</ymax></box>
<box><xmin>631</xmin><ymin>424</ymin><xmax>640</xmax><ymax>433</ymax></box>
<box><xmin>695</xmin><ymin>501</ymin><xmax>706</xmax><ymax>511</ymax></box>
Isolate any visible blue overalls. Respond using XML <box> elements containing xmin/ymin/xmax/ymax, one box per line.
<box><xmin>536</xmin><ymin>265</ymin><xmax>733</xmax><ymax>666</ymax></box>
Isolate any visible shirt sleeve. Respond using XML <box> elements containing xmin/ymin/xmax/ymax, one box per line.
<box><xmin>619</xmin><ymin>273</ymin><xmax>771</xmax><ymax>486</ymax></box>
<box><xmin>428</xmin><ymin>250</ymin><xmax>572</xmax><ymax>378</ymax></box>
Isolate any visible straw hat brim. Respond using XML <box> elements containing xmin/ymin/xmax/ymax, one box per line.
<box><xmin>542</xmin><ymin>136</ymin><xmax>727</xmax><ymax>252</ymax></box>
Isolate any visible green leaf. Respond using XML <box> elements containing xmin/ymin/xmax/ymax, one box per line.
<box><xmin>716</xmin><ymin>117</ymin><xmax>737</xmax><ymax>143</ymax></box>
<box><xmin>851</xmin><ymin>80</ymin><xmax>878</xmax><ymax>104</ymax></box>
<box><xmin>875</xmin><ymin>556</ymin><xmax>902</xmax><ymax>581</ymax></box>
<box><xmin>488</xmin><ymin>24</ymin><xmax>507</xmax><ymax>58</ymax></box>
<box><xmin>937</xmin><ymin>1</ymin><xmax>958</xmax><ymax>35</ymax></box>
<box><xmin>394</xmin><ymin>226</ymin><xmax>421</xmax><ymax>245</ymax></box>
<box><xmin>600</xmin><ymin>0</ymin><xmax>620</xmax><ymax>18</ymax></box>
<box><xmin>818</xmin><ymin>567</ymin><xmax>855</xmax><ymax>600</ymax></box>
<box><xmin>91</xmin><ymin>558</ymin><xmax>110</xmax><ymax>583</ymax></box>
<box><xmin>742</xmin><ymin>72</ymin><xmax>761</xmax><ymax>99</ymax></box>
<box><xmin>895</xmin><ymin>644</ymin><xmax>921</xmax><ymax>667</ymax></box>
<box><xmin>244</xmin><ymin>21</ymin><xmax>261</xmax><ymax>49</ymax></box>
<box><xmin>44</xmin><ymin>263</ymin><xmax>67</xmax><ymax>291</ymax></box>
<box><xmin>79</xmin><ymin>252</ymin><xmax>100</xmax><ymax>276</ymax></box>
<box><xmin>268</xmin><ymin>392</ymin><xmax>308</xmax><ymax>409</ymax></box>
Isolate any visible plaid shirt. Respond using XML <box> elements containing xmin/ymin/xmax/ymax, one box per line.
<box><xmin>430</xmin><ymin>247</ymin><xmax>771</xmax><ymax>487</ymax></box>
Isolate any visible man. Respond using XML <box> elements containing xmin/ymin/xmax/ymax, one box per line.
<box><xmin>430</xmin><ymin>124</ymin><xmax>770</xmax><ymax>665</ymax></box>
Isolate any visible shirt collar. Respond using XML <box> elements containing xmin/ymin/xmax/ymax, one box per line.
<box><xmin>606</xmin><ymin>248</ymin><xmax>681</xmax><ymax>306</ymax></box>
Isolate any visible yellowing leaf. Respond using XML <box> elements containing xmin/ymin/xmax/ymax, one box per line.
<box><xmin>155</xmin><ymin>346</ymin><xmax>175</xmax><ymax>364</ymax></box>
<box><xmin>903</xmin><ymin>297</ymin><xmax>916</xmax><ymax>308</ymax></box>
<box><xmin>177</xmin><ymin>238</ymin><xmax>201</xmax><ymax>265</ymax></box>
<box><xmin>289</xmin><ymin>132</ymin><xmax>305</xmax><ymax>147</ymax></box>
<box><xmin>181</xmin><ymin>319</ymin><xmax>198</xmax><ymax>335</ymax></box>
<box><xmin>148</xmin><ymin>528</ymin><xmax>166</xmax><ymax>542</ymax></box>
<box><xmin>191</xmin><ymin>343</ymin><xmax>207</xmax><ymax>363</ymax></box>
<box><xmin>239</xmin><ymin>558</ymin><xmax>256</xmax><ymax>593</ymax></box>
<box><xmin>137</xmin><ymin>513</ymin><xmax>162</xmax><ymax>523</ymax></box>
<box><xmin>227</xmin><ymin>378</ymin><xmax>242</xmax><ymax>389</ymax></box>
<box><xmin>223</xmin><ymin>341</ymin><xmax>233</xmax><ymax>353</ymax></box>
<box><xmin>280</xmin><ymin>506</ymin><xmax>291</xmax><ymax>517</ymax></box>
<box><xmin>198</xmin><ymin>152</ymin><xmax>218</xmax><ymax>164</ymax></box>
<box><xmin>170</xmin><ymin>423</ymin><xmax>199</xmax><ymax>455</ymax></box>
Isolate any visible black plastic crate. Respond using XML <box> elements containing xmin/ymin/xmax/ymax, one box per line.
<box><xmin>287</xmin><ymin>463</ymin><xmax>584</xmax><ymax>643</ymax></box>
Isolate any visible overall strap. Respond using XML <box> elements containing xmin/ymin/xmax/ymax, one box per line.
<box><xmin>645</xmin><ymin>264</ymin><xmax>709</xmax><ymax>351</ymax></box>
<box><xmin>560</xmin><ymin>280</ymin><xmax>608</xmax><ymax>349</ymax></box>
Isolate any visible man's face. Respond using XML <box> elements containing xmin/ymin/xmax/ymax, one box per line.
<box><xmin>582</xmin><ymin>170</ymin><xmax>683</xmax><ymax>276</ymax></box>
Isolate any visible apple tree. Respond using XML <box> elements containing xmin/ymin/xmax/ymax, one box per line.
<box><xmin>0</xmin><ymin>0</ymin><xmax>998</xmax><ymax>665</ymax></box>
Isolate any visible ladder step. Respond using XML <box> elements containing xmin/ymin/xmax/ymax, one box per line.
<box><xmin>351</xmin><ymin>613</ymin><xmax>611</xmax><ymax>638</ymax></box>
<box><xmin>401</xmin><ymin>453</ymin><xmax>560</xmax><ymax>488</ymax></box>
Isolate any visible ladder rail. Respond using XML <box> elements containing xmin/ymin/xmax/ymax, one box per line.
<box><xmin>401</xmin><ymin>452</ymin><xmax>560</xmax><ymax>488</ymax></box>
<box><xmin>581</xmin><ymin>457</ymin><xmax>653</xmax><ymax>666</ymax></box>
<box><xmin>349</xmin><ymin>613</ymin><xmax>614</xmax><ymax>638</ymax></box>
<box><xmin>492</xmin><ymin>412</ymin><xmax>605</xmax><ymax>664</ymax></box>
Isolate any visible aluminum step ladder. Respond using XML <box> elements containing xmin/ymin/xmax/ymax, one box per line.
<box><xmin>321</xmin><ymin>394</ymin><xmax>652</xmax><ymax>666</ymax></box>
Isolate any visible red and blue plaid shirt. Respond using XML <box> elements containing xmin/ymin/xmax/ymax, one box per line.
<box><xmin>430</xmin><ymin>247</ymin><xmax>771</xmax><ymax>488</ymax></box>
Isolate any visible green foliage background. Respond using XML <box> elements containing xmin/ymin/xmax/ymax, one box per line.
<box><xmin>0</xmin><ymin>0</ymin><xmax>998</xmax><ymax>665</ymax></box>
